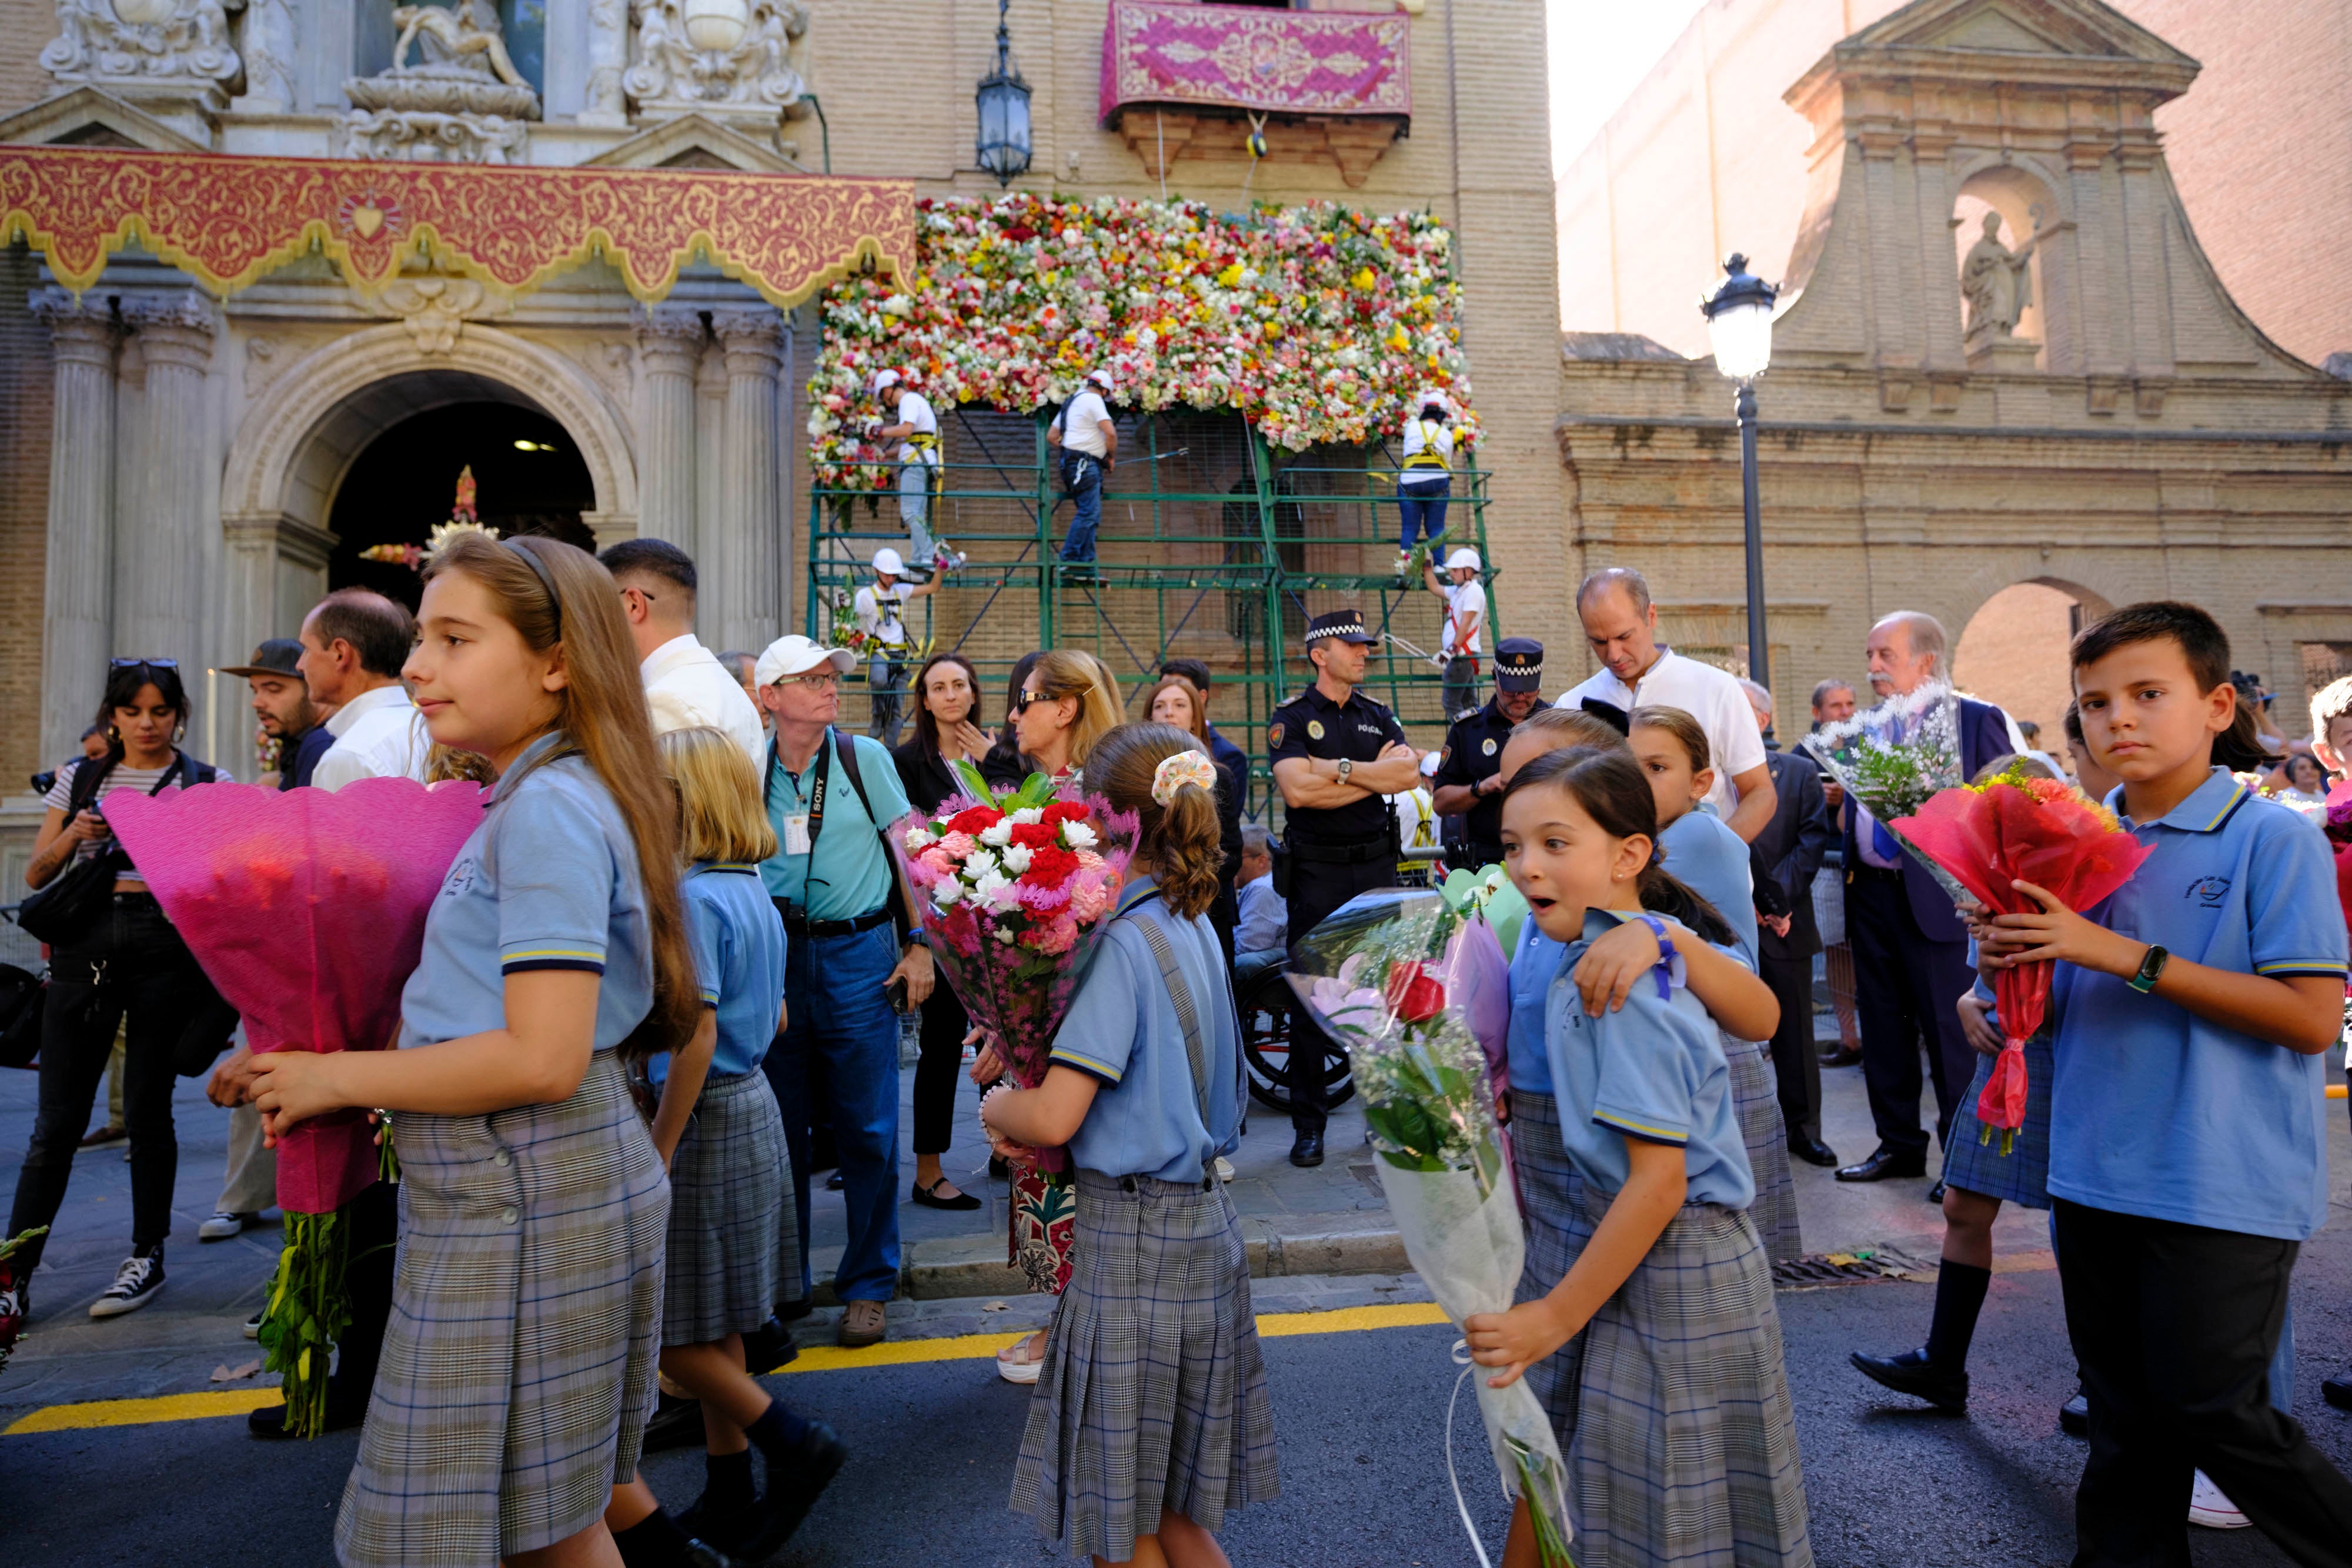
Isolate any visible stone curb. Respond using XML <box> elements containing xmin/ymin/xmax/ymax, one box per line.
<box><xmin>803</xmin><ymin>1211</ymin><xmax>1411</xmax><ymax>1306</ymax></box>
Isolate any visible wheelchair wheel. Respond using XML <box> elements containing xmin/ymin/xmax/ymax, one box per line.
<box><xmin>1235</xmin><ymin>957</ymin><xmax>1354</xmax><ymax>1115</ymax></box>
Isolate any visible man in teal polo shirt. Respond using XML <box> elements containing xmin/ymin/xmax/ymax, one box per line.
<box><xmin>752</xmin><ymin>634</ymin><xmax>934</xmax><ymax>1349</ymax></box>
<box><xmin>1980</xmin><ymin>602</ymin><xmax>2352</xmax><ymax>1557</ymax></box>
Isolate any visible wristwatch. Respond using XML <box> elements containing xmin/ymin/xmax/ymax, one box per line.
<box><xmin>1336</xmin><ymin>757</ymin><xmax>1354</xmax><ymax>784</ymax></box>
<box><xmin>2126</xmin><ymin>943</ymin><xmax>2169</xmax><ymax>994</ymax></box>
<box><xmin>903</xmin><ymin>930</ymin><xmax>930</xmax><ymax>950</ymax></box>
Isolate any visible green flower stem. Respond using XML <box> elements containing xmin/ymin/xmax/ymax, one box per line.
<box><xmin>255</xmin><ymin>1209</ymin><xmax>353</xmax><ymax>1440</ymax></box>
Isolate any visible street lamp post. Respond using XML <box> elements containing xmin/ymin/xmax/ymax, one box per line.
<box><xmin>1700</xmin><ymin>253</ymin><xmax>1779</xmax><ymax>707</ymax></box>
<box><xmin>975</xmin><ymin>0</ymin><xmax>1032</xmax><ymax>186</ymax></box>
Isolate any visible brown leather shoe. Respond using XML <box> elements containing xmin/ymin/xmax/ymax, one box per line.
<box><xmin>838</xmin><ymin>1298</ymin><xmax>887</xmax><ymax>1348</ymax></box>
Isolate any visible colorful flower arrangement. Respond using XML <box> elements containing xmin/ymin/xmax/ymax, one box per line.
<box><xmin>808</xmin><ymin>193</ymin><xmax>1476</xmax><ymax>486</ymax></box>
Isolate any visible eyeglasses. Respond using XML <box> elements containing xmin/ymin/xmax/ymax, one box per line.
<box><xmin>1012</xmin><ymin>689</ymin><xmax>1047</xmax><ymax>714</ymax></box>
<box><xmin>110</xmin><ymin>657</ymin><xmax>179</xmax><ymax>669</ymax></box>
<box><xmin>774</xmin><ymin>671</ymin><xmax>840</xmax><ymax>691</ymax></box>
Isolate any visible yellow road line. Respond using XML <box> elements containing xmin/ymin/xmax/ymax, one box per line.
<box><xmin>4</xmin><ymin>1300</ymin><xmax>1454</xmax><ymax>1435</ymax></box>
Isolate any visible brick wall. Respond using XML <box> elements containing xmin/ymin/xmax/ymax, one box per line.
<box><xmin>0</xmin><ymin>0</ymin><xmax>53</xmax><ymax>121</ymax></box>
<box><xmin>0</xmin><ymin>242</ymin><xmax>52</xmax><ymax>790</ymax></box>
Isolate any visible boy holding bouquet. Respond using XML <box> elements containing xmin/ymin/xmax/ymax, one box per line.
<box><xmin>1981</xmin><ymin>602</ymin><xmax>2352</xmax><ymax>1562</ymax></box>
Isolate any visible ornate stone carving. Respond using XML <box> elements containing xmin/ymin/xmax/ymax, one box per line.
<box><xmin>342</xmin><ymin>0</ymin><xmax>537</xmax><ymax>165</ymax></box>
<box><xmin>242</xmin><ymin>333</ymin><xmax>288</xmax><ymax>396</ymax></box>
<box><xmin>584</xmin><ymin>0</ymin><xmax>629</xmax><ymax>125</ymax></box>
<box><xmin>349</xmin><ymin>270</ymin><xmax>509</xmax><ymax>353</ymax></box>
<box><xmin>624</xmin><ymin>0</ymin><xmax>811</xmax><ymax>125</ymax></box>
<box><xmin>1960</xmin><ymin>210</ymin><xmax>2037</xmax><ymax>342</ymax></box>
<box><xmin>229</xmin><ymin>0</ymin><xmax>296</xmax><ymax>111</ymax></box>
<box><xmin>41</xmin><ymin>0</ymin><xmax>240</xmax><ymax>94</ymax></box>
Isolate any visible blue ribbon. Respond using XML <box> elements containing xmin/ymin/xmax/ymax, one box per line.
<box><xmin>1872</xmin><ymin>819</ymin><xmax>1901</xmax><ymax>864</ymax></box>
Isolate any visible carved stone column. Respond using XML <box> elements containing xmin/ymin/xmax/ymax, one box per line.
<box><xmin>635</xmin><ymin>306</ymin><xmax>704</xmax><ymax>554</ymax></box>
<box><xmin>711</xmin><ymin>306</ymin><xmax>785</xmax><ymax>653</ymax></box>
<box><xmin>35</xmin><ymin>292</ymin><xmax>121</xmax><ymax>767</ymax></box>
<box><xmin>695</xmin><ymin>342</ymin><xmax>729</xmax><ymax>590</ymax></box>
<box><xmin>119</xmin><ymin>292</ymin><xmax>218</xmax><ymax>676</ymax></box>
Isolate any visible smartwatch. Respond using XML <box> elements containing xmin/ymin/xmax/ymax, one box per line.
<box><xmin>903</xmin><ymin>930</ymin><xmax>931</xmax><ymax>950</ymax></box>
<box><xmin>2126</xmin><ymin>943</ymin><xmax>2169</xmax><ymax>994</ymax></box>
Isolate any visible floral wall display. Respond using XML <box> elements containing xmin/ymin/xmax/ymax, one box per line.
<box><xmin>807</xmin><ymin>192</ymin><xmax>1476</xmax><ymax>487</ymax></box>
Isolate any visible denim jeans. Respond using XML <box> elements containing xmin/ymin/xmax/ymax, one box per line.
<box><xmin>1397</xmin><ymin>478</ymin><xmax>1448</xmax><ymax>551</ymax></box>
<box><xmin>898</xmin><ymin>461</ymin><xmax>937</xmax><ymax>562</ymax></box>
<box><xmin>7</xmin><ymin>892</ymin><xmax>203</xmax><ymax>1271</ymax></box>
<box><xmin>867</xmin><ymin>656</ymin><xmax>906</xmax><ymax>748</ymax></box>
<box><xmin>1059</xmin><ymin>454</ymin><xmax>1102</xmax><ymax>561</ymax></box>
<box><xmin>764</xmin><ymin>918</ymin><xmax>903</xmax><ymax>1303</ymax></box>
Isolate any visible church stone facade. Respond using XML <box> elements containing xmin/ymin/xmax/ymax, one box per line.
<box><xmin>0</xmin><ymin>0</ymin><xmax>1566</xmax><ymax>882</ymax></box>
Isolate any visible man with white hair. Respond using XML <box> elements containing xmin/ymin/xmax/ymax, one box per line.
<box><xmin>1556</xmin><ymin>566</ymin><xmax>1778</xmax><ymax>841</ymax></box>
<box><xmin>1045</xmin><ymin>367</ymin><xmax>1118</xmax><ymax>575</ymax></box>
<box><xmin>854</xmin><ymin>547</ymin><xmax>940</xmax><ymax>747</ymax></box>
<box><xmin>1835</xmin><ymin>610</ymin><xmax>2016</xmax><ymax>1191</ymax></box>
<box><xmin>871</xmin><ymin>369</ymin><xmax>963</xmax><ymax>573</ymax></box>
<box><xmin>1421</xmin><ymin>546</ymin><xmax>1486</xmax><ymax>718</ymax></box>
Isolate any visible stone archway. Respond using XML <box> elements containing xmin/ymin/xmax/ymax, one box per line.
<box><xmin>1953</xmin><ymin>576</ymin><xmax>2115</xmax><ymax>749</ymax></box>
<box><xmin>218</xmin><ymin>322</ymin><xmax>640</xmax><ymax>664</ymax></box>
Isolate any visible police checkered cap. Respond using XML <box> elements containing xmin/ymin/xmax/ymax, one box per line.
<box><xmin>1304</xmin><ymin>610</ymin><xmax>1374</xmax><ymax>646</ymax></box>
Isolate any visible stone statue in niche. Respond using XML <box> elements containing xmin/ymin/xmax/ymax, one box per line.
<box><xmin>1960</xmin><ymin>209</ymin><xmax>2037</xmax><ymax>341</ymax></box>
<box><xmin>229</xmin><ymin>0</ymin><xmax>298</xmax><ymax>112</ymax></box>
<box><xmin>344</xmin><ymin>0</ymin><xmax>540</xmax><ymax>164</ymax></box>
<box><xmin>392</xmin><ymin>1</ymin><xmax>529</xmax><ymax>88</ymax></box>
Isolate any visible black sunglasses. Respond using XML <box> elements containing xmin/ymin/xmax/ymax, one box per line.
<box><xmin>111</xmin><ymin>657</ymin><xmax>179</xmax><ymax>669</ymax></box>
<box><xmin>1011</xmin><ymin>689</ymin><xmax>1048</xmax><ymax>714</ymax></box>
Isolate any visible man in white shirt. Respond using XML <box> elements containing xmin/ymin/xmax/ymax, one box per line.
<box><xmin>1422</xmin><ymin>545</ymin><xmax>1486</xmax><ymax>719</ymax></box>
<box><xmin>1555</xmin><ymin>566</ymin><xmax>1778</xmax><ymax>841</ymax></box>
<box><xmin>1045</xmin><ymin>367</ymin><xmax>1117</xmax><ymax>573</ymax></box>
<box><xmin>299</xmin><ymin>589</ymin><xmax>429</xmax><ymax>791</ymax></box>
<box><xmin>599</xmin><ymin>538</ymin><xmax>764</xmax><ymax>767</ymax></box>
<box><xmin>870</xmin><ymin>369</ymin><xmax>963</xmax><ymax>574</ymax></box>
<box><xmin>852</xmin><ymin>547</ymin><xmax>940</xmax><ymax>748</ymax></box>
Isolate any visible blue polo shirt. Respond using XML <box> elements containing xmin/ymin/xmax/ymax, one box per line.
<box><xmin>1538</xmin><ymin>908</ymin><xmax>1752</xmax><ymax>1208</ymax></box>
<box><xmin>1507</xmin><ymin>914</ymin><xmax>1752</xmax><ymax>1098</ymax></box>
<box><xmin>1047</xmin><ymin>877</ymin><xmax>1244</xmax><ymax>1185</ymax></box>
<box><xmin>1659</xmin><ymin>807</ymin><xmax>1758</xmax><ymax>971</ymax></box>
<box><xmin>681</xmin><ymin>863</ymin><xmax>789</xmax><ymax>1076</ymax></box>
<box><xmin>759</xmin><ymin>730</ymin><xmax>911</xmax><ymax>921</ymax></box>
<box><xmin>399</xmin><ymin>733</ymin><xmax>654</xmax><ymax>1055</ymax></box>
<box><xmin>2047</xmin><ymin>768</ymin><xmax>2348</xmax><ymax>1241</ymax></box>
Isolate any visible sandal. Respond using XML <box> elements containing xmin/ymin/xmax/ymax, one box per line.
<box><xmin>996</xmin><ymin>1329</ymin><xmax>1047</xmax><ymax>1385</ymax></box>
<box><xmin>912</xmin><ymin>1177</ymin><xmax>981</xmax><ymax>1212</ymax></box>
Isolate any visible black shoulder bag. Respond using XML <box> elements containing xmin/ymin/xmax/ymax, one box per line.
<box><xmin>828</xmin><ymin>726</ymin><xmax>912</xmax><ymax>943</ymax></box>
<box><xmin>16</xmin><ymin>756</ymin><xmax>131</xmax><ymax>947</ymax></box>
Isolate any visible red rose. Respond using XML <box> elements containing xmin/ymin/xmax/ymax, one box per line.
<box><xmin>1020</xmin><ymin>844</ymin><xmax>1080</xmax><ymax>888</ymax></box>
<box><xmin>1384</xmin><ymin>960</ymin><xmax>1446</xmax><ymax>1024</ymax></box>
<box><xmin>945</xmin><ymin>805</ymin><xmax>1003</xmax><ymax>836</ymax></box>
<box><xmin>1009</xmin><ymin>821</ymin><xmax>1060</xmax><ymax>850</ymax></box>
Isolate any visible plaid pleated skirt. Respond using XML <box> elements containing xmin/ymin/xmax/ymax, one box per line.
<box><xmin>1939</xmin><ymin>1028</ymin><xmax>2053</xmax><ymax>1210</ymax></box>
<box><xmin>664</xmin><ymin>1068</ymin><xmax>791</xmax><ymax>1345</ymax></box>
<box><xmin>1514</xmin><ymin>1095</ymin><xmax>1813</xmax><ymax>1565</ymax></box>
<box><xmin>336</xmin><ymin>1052</ymin><xmax>669</xmax><ymax>1568</ymax></box>
<box><xmin>1011</xmin><ymin>1168</ymin><xmax>1279</xmax><ymax>1561</ymax></box>
<box><xmin>1723</xmin><ymin>1029</ymin><xmax>1802</xmax><ymax>1265</ymax></box>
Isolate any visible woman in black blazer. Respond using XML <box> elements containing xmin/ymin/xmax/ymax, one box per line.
<box><xmin>892</xmin><ymin>653</ymin><xmax>996</xmax><ymax>1209</ymax></box>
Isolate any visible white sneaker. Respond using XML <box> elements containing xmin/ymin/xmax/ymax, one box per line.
<box><xmin>2188</xmin><ymin>1470</ymin><xmax>2251</xmax><ymax>1529</ymax></box>
<box><xmin>88</xmin><ymin>1252</ymin><xmax>165</xmax><ymax>1318</ymax></box>
<box><xmin>1214</xmin><ymin>1156</ymin><xmax>1235</xmax><ymax>1183</ymax></box>
<box><xmin>199</xmin><ymin>1211</ymin><xmax>250</xmax><ymax>1241</ymax></box>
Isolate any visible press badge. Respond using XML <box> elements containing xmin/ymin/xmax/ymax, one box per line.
<box><xmin>783</xmin><ymin>813</ymin><xmax>812</xmax><ymax>855</ymax></box>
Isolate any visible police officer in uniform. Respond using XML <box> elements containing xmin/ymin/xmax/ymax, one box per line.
<box><xmin>1429</xmin><ymin>637</ymin><xmax>1545</xmax><ymax>871</ymax></box>
<box><xmin>1269</xmin><ymin>610</ymin><xmax>1424</xmax><ymax>1166</ymax></box>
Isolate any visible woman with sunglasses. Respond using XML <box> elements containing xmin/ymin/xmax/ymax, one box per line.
<box><xmin>10</xmin><ymin>658</ymin><xmax>220</xmax><ymax>1322</ymax></box>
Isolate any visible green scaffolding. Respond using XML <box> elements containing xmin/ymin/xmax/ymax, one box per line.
<box><xmin>804</xmin><ymin>407</ymin><xmax>1498</xmax><ymax>822</ymax></box>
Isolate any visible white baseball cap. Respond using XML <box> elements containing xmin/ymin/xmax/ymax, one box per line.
<box><xmin>1084</xmin><ymin>367</ymin><xmax>1114</xmax><ymax>390</ymax></box>
<box><xmin>1445</xmin><ymin>547</ymin><xmax>1481</xmax><ymax>572</ymax></box>
<box><xmin>754</xmin><ymin>635</ymin><xmax>854</xmax><ymax>687</ymax></box>
<box><xmin>873</xmin><ymin>547</ymin><xmax>906</xmax><ymax>576</ymax></box>
<box><xmin>871</xmin><ymin>369</ymin><xmax>901</xmax><ymax>393</ymax></box>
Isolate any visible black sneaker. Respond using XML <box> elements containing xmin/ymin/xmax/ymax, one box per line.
<box><xmin>2060</xmin><ymin>1391</ymin><xmax>2090</xmax><ymax>1435</ymax></box>
<box><xmin>738</xmin><ymin>1420</ymin><xmax>848</xmax><ymax>1559</ymax></box>
<box><xmin>89</xmin><ymin>1250</ymin><xmax>164</xmax><ymax>1318</ymax></box>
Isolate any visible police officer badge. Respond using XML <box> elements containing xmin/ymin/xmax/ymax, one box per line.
<box><xmin>1307</xmin><ymin>720</ymin><xmax>1325</xmax><ymax>741</ymax></box>
<box><xmin>1482</xmin><ymin>738</ymin><xmax>1498</xmax><ymax>756</ymax></box>
<box><xmin>1268</xmin><ymin>721</ymin><xmax>1285</xmax><ymax>749</ymax></box>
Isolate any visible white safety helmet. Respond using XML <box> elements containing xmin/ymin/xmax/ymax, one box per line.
<box><xmin>871</xmin><ymin>369</ymin><xmax>902</xmax><ymax>393</ymax></box>
<box><xmin>1444</xmin><ymin>547</ymin><xmax>1481</xmax><ymax>573</ymax></box>
<box><xmin>873</xmin><ymin>547</ymin><xmax>906</xmax><ymax>577</ymax></box>
<box><xmin>1084</xmin><ymin>367</ymin><xmax>1114</xmax><ymax>392</ymax></box>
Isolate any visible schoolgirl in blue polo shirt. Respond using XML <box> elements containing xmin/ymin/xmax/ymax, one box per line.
<box><xmin>247</xmin><ymin>533</ymin><xmax>703</xmax><ymax>1568</ymax></box>
<box><xmin>977</xmin><ymin>724</ymin><xmax>1278</xmax><ymax>1566</ymax></box>
<box><xmin>1629</xmin><ymin>703</ymin><xmax>1803</xmax><ymax>1262</ymax></box>
<box><xmin>645</xmin><ymin>727</ymin><xmax>844</xmax><ymax>1563</ymax></box>
<box><xmin>1981</xmin><ymin>603</ymin><xmax>2352</xmax><ymax>1554</ymax></box>
<box><xmin>1466</xmin><ymin>746</ymin><xmax>1809</xmax><ymax>1566</ymax></box>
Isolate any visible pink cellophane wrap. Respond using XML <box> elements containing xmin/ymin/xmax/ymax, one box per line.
<box><xmin>104</xmin><ymin>778</ymin><xmax>488</xmax><ymax>1212</ymax></box>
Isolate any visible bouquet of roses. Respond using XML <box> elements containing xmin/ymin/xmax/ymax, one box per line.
<box><xmin>1890</xmin><ymin>762</ymin><xmax>2151</xmax><ymax>1151</ymax></box>
<box><xmin>1806</xmin><ymin>680</ymin><xmax>1975</xmax><ymax>904</ymax></box>
<box><xmin>895</xmin><ymin>761</ymin><xmax>1135</xmax><ymax>1290</ymax></box>
<box><xmin>105</xmin><ymin>778</ymin><xmax>488</xmax><ymax>1435</ymax></box>
<box><xmin>1288</xmin><ymin>890</ymin><xmax>1572</xmax><ymax>1567</ymax></box>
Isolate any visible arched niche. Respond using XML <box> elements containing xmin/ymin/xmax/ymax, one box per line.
<box><xmin>1952</xmin><ymin>158</ymin><xmax>2064</xmax><ymax>362</ymax></box>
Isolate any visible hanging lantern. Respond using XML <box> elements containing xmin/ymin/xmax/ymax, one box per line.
<box><xmin>681</xmin><ymin>0</ymin><xmax>751</xmax><ymax>54</ymax></box>
<box><xmin>975</xmin><ymin>0</ymin><xmax>1031</xmax><ymax>186</ymax></box>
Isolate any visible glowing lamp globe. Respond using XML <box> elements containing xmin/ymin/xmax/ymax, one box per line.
<box><xmin>1700</xmin><ymin>253</ymin><xmax>1779</xmax><ymax>383</ymax></box>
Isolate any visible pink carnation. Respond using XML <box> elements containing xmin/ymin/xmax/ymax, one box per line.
<box><xmin>1031</xmin><ymin>914</ymin><xmax>1080</xmax><ymax>956</ymax></box>
<box><xmin>938</xmin><ymin>831</ymin><xmax>977</xmax><ymax>860</ymax></box>
<box><xmin>1068</xmin><ymin>874</ymin><xmax>1112</xmax><ymax>924</ymax></box>
<box><xmin>1074</xmin><ymin>849</ymin><xmax>1105</xmax><ymax>872</ymax></box>
<box><xmin>918</xmin><ymin>848</ymin><xmax>955</xmax><ymax>880</ymax></box>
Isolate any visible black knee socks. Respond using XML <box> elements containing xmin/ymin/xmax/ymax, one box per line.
<box><xmin>704</xmin><ymin>1448</ymin><xmax>754</xmax><ymax>1509</ymax></box>
<box><xmin>613</xmin><ymin>1507</ymin><xmax>693</xmax><ymax>1568</ymax></box>
<box><xmin>745</xmin><ymin>1397</ymin><xmax>811</xmax><ymax>1455</ymax></box>
<box><xmin>1925</xmin><ymin>1260</ymin><xmax>1992</xmax><ymax>1370</ymax></box>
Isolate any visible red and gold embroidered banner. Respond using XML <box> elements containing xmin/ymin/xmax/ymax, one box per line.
<box><xmin>0</xmin><ymin>145</ymin><xmax>913</xmax><ymax>308</ymax></box>
<box><xmin>1100</xmin><ymin>0</ymin><xmax>1411</xmax><ymax>124</ymax></box>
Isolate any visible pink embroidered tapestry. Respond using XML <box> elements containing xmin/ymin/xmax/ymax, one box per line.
<box><xmin>1100</xmin><ymin>0</ymin><xmax>1411</xmax><ymax>123</ymax></box>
